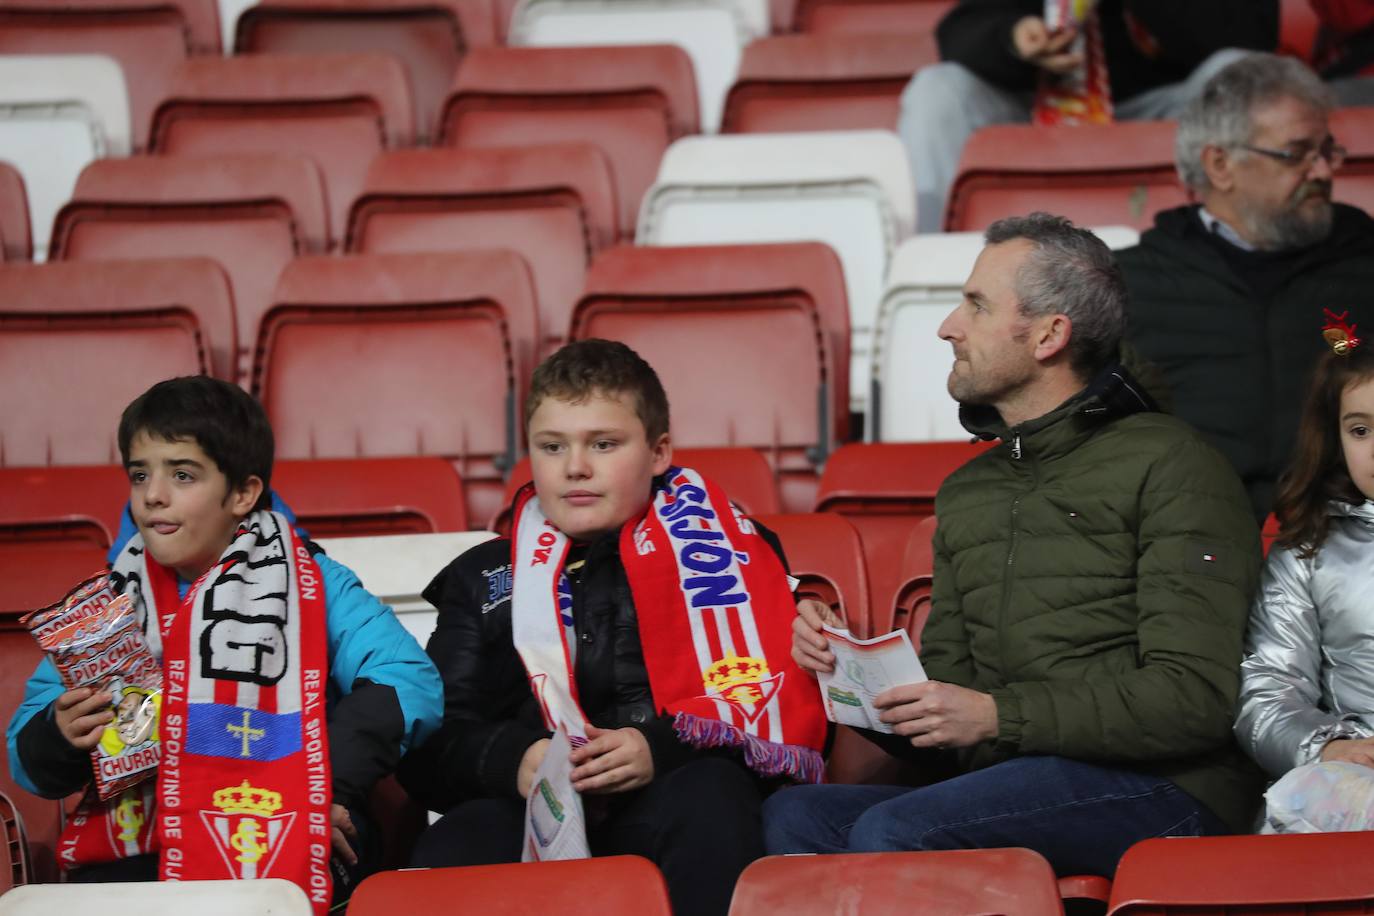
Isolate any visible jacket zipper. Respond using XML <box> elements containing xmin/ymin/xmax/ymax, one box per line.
<box><xmin>999</xmin><ymin>430</ymin><xmax>1032</xmax><ymax>683</ymax></box>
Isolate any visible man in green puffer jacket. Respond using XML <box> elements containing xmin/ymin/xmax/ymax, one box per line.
<box><xmin>765</xmin><ymin>213</ymin><xmax>1265</xmax><ymax>879</ymax></box>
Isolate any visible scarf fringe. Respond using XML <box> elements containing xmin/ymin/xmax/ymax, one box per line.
<box><xmin>674</xmin><ymin>712</ymin><xmax>825</xmax><ymax>785</ymax></box>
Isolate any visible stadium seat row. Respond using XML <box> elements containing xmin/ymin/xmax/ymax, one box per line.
<box><xmin>4</xmin><ymin>831</ymin><xmax>1372</xmax><ymax>914</ymax></box>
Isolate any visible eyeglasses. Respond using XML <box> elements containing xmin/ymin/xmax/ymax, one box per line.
<box><xmin>1239</xmin><ymin>137</ymin><xmax>1347</xmax><ymax>170</ymax></box>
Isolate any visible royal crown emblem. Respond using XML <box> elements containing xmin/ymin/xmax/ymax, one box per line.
<box><xmin>213</xmin><ymin>780</ymin><xmax>283</xmax><ymax>818</ymax></box>
<box><xmin>703</xmin><ymin>655</ymin><xmax>770</xmax><ymax>705</ymax></box>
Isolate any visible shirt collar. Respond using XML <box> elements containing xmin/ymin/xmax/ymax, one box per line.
<box><xmin>1198</xmin><ymin>207</ymin><xmax>1256</xmax><ymax>252</ymax></box>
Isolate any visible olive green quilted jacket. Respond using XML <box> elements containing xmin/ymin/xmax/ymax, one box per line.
<box><xmin>924</xmin><ymin>364</ymin><xmax>1265</xmax><ymax>832</ymax></box>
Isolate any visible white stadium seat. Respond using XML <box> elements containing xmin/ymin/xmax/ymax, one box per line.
<box><xmin>870</xmin><ymin>226</ymin><xmax>1139</xmax><ymax>442</ymax></box>
<box><xmin>637</xmin><ymin>128</ymin><xmax>914</xmax><ymax>415</ymax></box>
<box><xmin>0</xmin><ymin>879</ymin><xmax>311</xmax><ymax>915</ymax></box>
<box><xmin>0</xmin><ymin>54</ymin><xmax>131</xmax><ymax>260</ymax></box>
<box><xmin>509</xmin><ymin>0</ymin><xmax>760</xmax><ymax>132</ymax></box>
<box><xmin>315</xmin><ymin>531</ymin><xmax>496</xmax><ymax>648</ymax></box>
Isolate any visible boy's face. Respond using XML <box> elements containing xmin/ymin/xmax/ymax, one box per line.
<box><xmin>126</xmin><ymin>431</ymin><xmax>263</xmax><ymax>581</ymax></box>
<box><xmin>528</xmin><ymin>390</ymin><xmax>671</xmax><ymax>542</ymax></box>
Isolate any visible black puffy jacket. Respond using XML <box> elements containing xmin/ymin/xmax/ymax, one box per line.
<box><xmin>397</xmin><ymin>524</ymin><xmax>787</xmax><ymax>813</ymax></box>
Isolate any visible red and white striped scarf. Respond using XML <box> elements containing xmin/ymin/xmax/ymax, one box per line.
<box><xmin>510</xmin><ymin>468</ymin><xmax>825</xmax><ymax>783</ymax></box>
<box><xmin>59</xmin><ymin>511</ymin><xmax>332</xmax><ymax>914</ymax></box>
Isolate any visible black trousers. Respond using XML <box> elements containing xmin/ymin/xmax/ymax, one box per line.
<box><xmin>410</xmin><ymin>756</ymin><xmax>765</xmax><ymax>916</ymax></box>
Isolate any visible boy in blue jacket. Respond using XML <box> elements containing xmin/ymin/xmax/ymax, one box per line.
<box><xmin>7</xmin><ymin>376</ymin><xmax>441</xmax><ymax>907</ymax></box>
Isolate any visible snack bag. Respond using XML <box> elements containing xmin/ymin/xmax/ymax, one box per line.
<box><xmin>24</xmin><ymin>574</ymin><xmax>163</xmax><ymax>799</ymax></box>
<box><xmin>1032</xmin><ymin>0</ymin><xmax>1113</xmax><ymax>126</ymax></box>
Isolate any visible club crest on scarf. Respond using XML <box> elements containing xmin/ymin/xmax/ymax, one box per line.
<box><xmin>200</xmin><ymin>780</ymin><xmax>296</xmax><ymax>879</ymax></box>
<box><xmin>702</xmin><ymin>654</ymin><xmax>783</xmax><ymax>726</ymax></box>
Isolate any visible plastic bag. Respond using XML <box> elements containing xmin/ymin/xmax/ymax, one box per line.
<box><xmin>1262</xmin><ymin>760</ymin><xmax>1374</xmax><ymax>834</ymax></box>
<box><xmin>25</xmin><ymin>574</ymin><xmax>162</xmax><ymax>800</ymax></box>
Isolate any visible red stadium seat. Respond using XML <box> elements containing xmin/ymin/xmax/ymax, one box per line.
<box><xmin>1108</xmin><ymin>832</ymin><xmax>1374</xmax><ymax>915</ymax></box>
<box><xmin>728</xmin><ymin>849</ymin><xmax>1063</xmax><ymax>916</ymax></box>
<box><xmin>0</xmin><ymin>258</ymin><xmax>231</xmax><ymax>467</ymax></box>
<box><xmin>347</xmin><ymin>144</ymin><xmax>619</xmax><ymax>356</ymax></box>
<box><xmin>1061</xmin><ymin>874</ymin><xmax>1113</xmax><ymax>910</ymax></box>
<box><xmin>235</xmin><ymin>0</ymin><xmax>497</xmax><ymax>142</ymax></box>
<box><xmin>0</xmin><ymin>464</ymin><xmax>128</xmax><ymax>617</ymax></box>
<box><xmin>0</xmin><ymin>464</ymin><xmax>127</xmax><ymax>545</ymax></box>
<box><xmin>274</xmin><ymin>457</ymin><xmax>467</xmax><ymax>536</ymax></box>
<box><xmin>0</xmin><ymin>161</ymin><xmax>30</xmax><ymax>262</ymax></box>
<box><xmin>791</xmin><ymin>0</ymin><xmax>954</xmax><ymax>35</ymax></box>
<box><xmin>253</xmin><ymin>251</ymin><xmax>538</xmax><ymax>526</ymax></box>
<box><xmin>723</xmin><ymin>32</ymin><xmax>935</xmax><ymax>133</ymax></box>
<box><xmin>1333</xmin><ymin>107</ymin><xmax>1374</xmax><ymax>215</ymax></box>
<box><xmin>149</xmin><ymin>52</ymin><xmax>415</xmax><ymax>237</ymax></box>
<box><xmin>890</xmin><ymin>513</ymin><xmax>936</xmax><ymax>648</ymax></box>
<box><xmin>50</xmin><ymin>153</ymin><xmax>329</xmax><ymax>383</ymax></box>
<box><xmin>815</xmin><ymin>441</ymin><xmax>989</xmax><ymax>637</ymax></box>
<box><xmin>0</xmin><ymin>626</ymin><xmax>66</xmax><ymax>884</ymax></box>
<box><xmin>1261</xmin><ymin>512</ymin><xmax>1281</xmax><ymax>557</ymax></box>
<box><xmin>1278</xmin><ymin>0</ymin><xmax>1320</xmax><ymax>62</ymax></box>
<box><xmin>350</xmin><ymin>855</ymin><xmax>673</xmax><ymax>916</ymax></box>
<box><xmin>572</xmin><ymin>243</ymin><xmax>850</xmax><ymax>514</ymax></box>
<box><xmin>0</xmin><ymin>788</ymin><xmax>28</xmax><ymax>892</ymax></box>
<box><xmin>0</xmin><ymin>0</ymin><xmax>220</xmax><ymax>149</ymax></box>
<box><xmin>754</xmin><ymin>512</ymin><xmax>869</xmax><ymax>627</ymax></box>
<box><xmin>946</xmin><ymin>120</ymin><xmax>1189</xmax><ymax>232</ymax></box>
<box><xmin>439</xmin><ymin>44</ymin><xmax>699</xmax><ymax>241</ymax></box>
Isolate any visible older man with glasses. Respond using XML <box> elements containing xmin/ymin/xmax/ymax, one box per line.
<box><xmin>1118</xmin><ymin>52</ymin><xmax>1374</xmax><ymax>523</ymax></box>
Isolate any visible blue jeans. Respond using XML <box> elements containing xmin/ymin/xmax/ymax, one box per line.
<box><xmin>764</xmin><ymin>755</ymin><xmax>1226</xmax><ymax>877</ymax></box>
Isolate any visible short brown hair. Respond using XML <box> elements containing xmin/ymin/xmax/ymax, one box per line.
<box><xmin>118</xmin><ymin>376</ymin><xmax>273</xmax><ymax>513</ymax></box>
<box><xmin>1274</xmin><ymin>345</ymin><xmax>1374</xmax><ymax>556</ymax></box>
<box><xmin>525</xmin><ymin>339</ymin><xmax>670</xmax><ymax>441</ymax></box>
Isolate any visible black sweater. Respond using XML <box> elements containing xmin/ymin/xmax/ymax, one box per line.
<box><xmin>1119</xmin><ymin>203</ymin><xmax>1374</xmax><ymax>521</ymax></box>
<box><xmin>937</xmin><ymin>0</ymin><xmax>1278</xmax><ymax>102</ymax></box>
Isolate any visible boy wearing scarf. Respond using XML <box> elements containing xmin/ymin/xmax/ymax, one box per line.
<box><xmin>7</xmin><ymin>377</ymin><xmax>443</xmax><ymax>911</ymax></box>
<box><xmin>401</xmin><ymin>340</ymin><xmax>825</xmax><ymax>916</ymax></box>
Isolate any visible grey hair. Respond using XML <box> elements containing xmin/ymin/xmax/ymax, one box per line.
<box><xmin>1176</xmin><ymin>52</ymin><xmax>1333</xmax><ymax>191</ymax></box>
<box><xmin>984</xmin><ymin>212</ymin><xmax>1125</xmax><ymax>376</ymax></box>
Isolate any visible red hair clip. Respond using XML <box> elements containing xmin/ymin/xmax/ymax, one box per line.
<box><xmin>1323</xmin><ymin>309</ymin><xmax>1361</xmax><ymax>356</ymax></box>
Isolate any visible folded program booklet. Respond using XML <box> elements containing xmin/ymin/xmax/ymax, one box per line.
<box><xmin>817</xmin><ymin>626</ymin><xmax>927</xmax><ymax>734</ymax></box>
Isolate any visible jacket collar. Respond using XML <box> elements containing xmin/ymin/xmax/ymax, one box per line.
<box><xmin>959</xmin><ymin>360</ymin><xmax>1158</xmax><ymax>462</ymax></box>
<box><xmin>1329</xmin><ymin>499</ymin><xmax>1374</xmax><ymax>526</ymax></box>
<box><xmin>1147</xmin><ymin>203</ymin><xmax>1374</xmax><ymax>276</ymax></box>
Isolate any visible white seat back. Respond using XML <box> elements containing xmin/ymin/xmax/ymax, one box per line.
<box><xmin>0</xmin><ymin>879</ymin><xmax>311</xmax><ymax>915</ymax></box>
<box><xmin>638</xmin><ymin>129</ymin><xmax>914</xmax><ymax>415</ymax></box>
<box><xmin>0</xmin><ymin>54</ymin><xmax>131</xmax><ymax>259</ymax></box>
<box><xmin>315</xmin><ymin>531</ymin><xmax>496</xmax><ymax>648</ymax></box>
<box><xmin>510</xmin><ymin>0</ymin><xmax>756</xmax><ymax>132</ymax></box>
<box><xmin>871</xmin><ymin>226</ymin><xmax>1139</xmax><ymax>442</ymax></box>
<box><xmin>221</xmin><ymin>0</ymin><xmax>258</xmax><ymax>50</ymax></box>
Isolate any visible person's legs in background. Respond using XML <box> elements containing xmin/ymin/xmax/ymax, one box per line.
<box><xmin>898</xmin><ymin>62</ymin><xmax>1032</xmax><ymax>233</ymax></box>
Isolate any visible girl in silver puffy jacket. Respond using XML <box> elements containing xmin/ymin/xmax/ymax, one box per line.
<box><xmin>1236</xmin><ymin>315</ymin><xmax>1374</xmax><ymax>832</ymax></box>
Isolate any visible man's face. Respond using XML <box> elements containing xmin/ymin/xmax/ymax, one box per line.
<box><xmin>936</xmin><ymin>239</ymin><xmax>1041</xmax><ymax>408</ymax></box>
<box><xmin>1227</xmin><ymin>94</ymin><xmax>1335</xmax><ymax>251</ymax></box>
